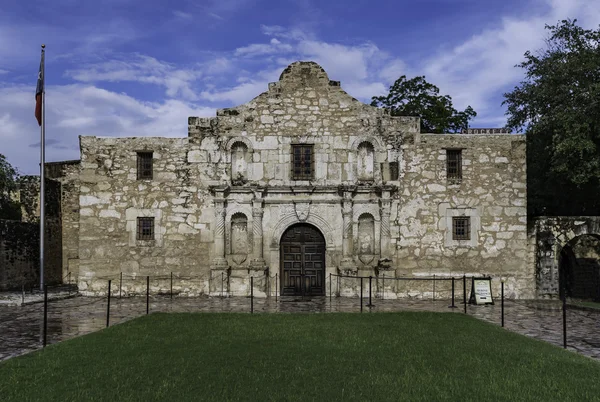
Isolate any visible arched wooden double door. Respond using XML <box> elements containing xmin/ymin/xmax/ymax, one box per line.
<box><xmin>280</xmin><ymin>223</ymin><xmax>326</xmax><ymax>296</ymax></box>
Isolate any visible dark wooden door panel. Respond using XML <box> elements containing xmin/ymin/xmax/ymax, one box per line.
<box><xmin>280</xmin><ymin>224</ymin><xmax>325</xmax><ymax>296</ymax></box>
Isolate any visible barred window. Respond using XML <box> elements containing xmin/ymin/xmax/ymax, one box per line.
<box><xmin>137</xmin><ymin>152</ymin><xmax>153</xmax><ymax>180</ymax></box>
<box><xmin>291</xmin><ymin>144</ymin><xmax>314</xmax><ymax>180</ymax></box>
<box><xmin>446</xmin><ymin>149</ymin><xmax>462</xmax><ymax>181</ymax></box>
<box><xmin>137</xmin><ymin>217</ymin><xmax>154</xmax><ymax>240</ymax></box>
<box><xmin>452</xmin><ymin>217</ymin><xmax>470</xmax><ymax>240</ymax></box>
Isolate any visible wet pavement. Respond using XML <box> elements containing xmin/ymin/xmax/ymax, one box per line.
<box><xmin>1</xmin><ymin>294</ymin><xmax>599</xmax><ymax>362</ymax></box>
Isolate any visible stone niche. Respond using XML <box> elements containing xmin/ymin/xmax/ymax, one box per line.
<box><xmin>229</xmin><ymin>212</ymin><xmax>249</xmax><ymax>266</ymax></box>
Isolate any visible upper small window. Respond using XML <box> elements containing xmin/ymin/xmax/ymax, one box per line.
<box><xmin>291</xmin><ymin>144</ymin><xmax>314</xmax><ymax>180</ymax></box>
<box><xmin>446</xmin><ymin>149</ymin><xmax>462</xmax><ymax>182</ymax></box>
<box><xmin>452</xmin><ymin>216</ymin><xmax>470</xmax><ymax>240</ymax></box>
<box><xmin>137</xmin><ymin>152</ymin><xmax>153</xmax><ymax>180</ymax></box>
<box><xmin>137</xmin><ymin>217</ymin><xmax>155</xmax><ymax>240</ymax></box>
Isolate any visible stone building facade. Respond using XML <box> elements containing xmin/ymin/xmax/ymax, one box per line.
<box><xmin>59</xmin><ymin>61</ymin><xmax>531</xmax><ymax>298</ymax></box>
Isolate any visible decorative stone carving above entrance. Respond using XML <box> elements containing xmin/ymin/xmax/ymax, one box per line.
<box><xmin>294</xmin><ymin>201</ymin><xmax>311</xmax><ymax>222</ymax></box>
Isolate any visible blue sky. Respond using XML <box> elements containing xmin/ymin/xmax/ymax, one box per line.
<box><xmin>1</xmin><ymin>0</ymin><xmax>599</xmax><ymax>174</ymax></box>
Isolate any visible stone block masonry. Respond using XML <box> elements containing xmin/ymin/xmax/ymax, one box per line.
<box><xmin>68</xmin><ymin>61</ymin><xmax>531</xmax><ymax>298</ymax></box>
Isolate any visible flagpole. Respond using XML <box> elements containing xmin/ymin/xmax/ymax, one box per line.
<box><xmin>40</xmin><ymin>44</ymin><xmax>45</xmax><ymax>291</ymax></box>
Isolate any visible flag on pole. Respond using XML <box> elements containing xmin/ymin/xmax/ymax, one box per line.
<box><xmin>35</xmin><ymin>55</ymin><xmax>44</xmax><ymax>126</ymax></box>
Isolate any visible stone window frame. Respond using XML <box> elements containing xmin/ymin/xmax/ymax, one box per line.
<box><xmin>441</xmin><ymin>206</ymin><xmax>480</xmax><ymax>248</ymax></box>
<box><xmin>445</xmin><ymin>148</ymin><xmax>463</xmax><ymax>184</ymax></box>
<box><xmin>290</xmin><ymin>143</ymin><xmax>314</xmax><ymax>180</ymax></box>
<box><xmin>126</xmin><ymin>208</ymin><xmax>163</xmax><ymax>247</ymax></box>
<box><xmin>137</xmin><ymin>217</ymin><xmax>155</xmax><ymax>240</ymax></box>
<box><xmin>136</xmin><ymin>151</ymin><xmax>153</xmax><ymax>180</ymax></box>
<box><xmin>452</xmin><ymin>216</ymin><xmax>470</xmax><ymax>240</ymax></box>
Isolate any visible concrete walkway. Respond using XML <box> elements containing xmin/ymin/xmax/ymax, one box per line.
<box><xmin>1</xmin><ymin>295</ymin><xmax>598</xmax><ymax>362</ymax></box>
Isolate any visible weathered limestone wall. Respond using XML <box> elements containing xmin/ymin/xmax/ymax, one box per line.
<box><xmin>393</xmin><ymin>134</ymin><xmax>531</xmax><ymax>299</ymax></box>
<box><xmin>77</xmin><ymin>137</ymin><xmax>216</xmax><ymax>294</ymax></box>
<box><xmin>75</xmin><ymin>61</ymin><xmax>531</xmax><ymax>299</ymax></box>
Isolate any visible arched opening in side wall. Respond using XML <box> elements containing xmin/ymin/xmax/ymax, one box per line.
<box><xmin>558</xmin><ymin>234</ymin><xmax>600</xmax><ymax>301</ymax></box>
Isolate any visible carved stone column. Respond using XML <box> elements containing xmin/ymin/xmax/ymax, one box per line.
<box><xmin>340</xmin><ymin>191</ymin><xmax>355</xmax><ymax>271</ymax></box>
<box><xmin>212</xmin><ymin>197</ymin><xmax>228</xmax><ymax>268</ymax></box>
<box><xmin>379</xmin><ymin>191</ymin><xmax>392</xmax><ymax>259</ymax></box>
<box><xmin>251</xmin><ymin>199</ymin><xmax>266</xmax><ymax>269</ymax></box>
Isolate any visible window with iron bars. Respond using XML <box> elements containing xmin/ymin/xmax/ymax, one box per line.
<box><xmin>452</xmin><ymin>216</ymin><xmax>470</xmax><ymax>240</ymax></box>
<box><xmin>137</xmin><ymin>152</ymin><xmax>153</xmax><ymax>180</ymax></box>
<box><xmin>137</xmin><ymin>217</ymin><xmax>155</xmax><ymax>240</ymax></box>
<box><xmin>291</xmin><ymin>144</ymin><xmax>314</xmax><ymax>180</ymax></box>
<box><xmin>446</xmin><ymin>149</ymin><xmax>462</xmax><ymax>181</ymax></box>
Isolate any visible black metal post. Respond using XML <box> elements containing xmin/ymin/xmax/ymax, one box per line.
<box><xmin>329</xmin><ymin>273</ymin><xmax>332</xmax><ymax>303</ymax></box>
<box><xmin>106</xmin><ymin>280</ymin><xmax>111</xmax><ymax>328</ymax></box>
<box><xmin>275</xmin><ymin>273</ymin><xmax>278</xmax><ymax>302</ymax></box>
<box><xmin>43</xmin><ymin>284</ymin><xmax>48</xmax><ymax>347</ymax></box>
<box><xmin>433</xmin><ymin>274</ymin><xmax>436</xmax><ymax>301</ymax></box>
<box><xmin>449</xmin><ymin>277</ymin><xmax>457</xmax><ymax>308</ymax></box>
<box><xmin>251</xmin><ymin>276</ymin><xmax>254</xmax><ymax>314</ymax></box>
<box><xmin>501</xmin><ymin>281</ymin><xmax>505</xmax><ymax>327</ymax></box>
<box><xmin>221</xmin><ymin>272</ymin><xmax>224</xmax><ymax>298</ymax></box>
<box><xmin>170</xmin><ymin>272</ymin><xmax>173</xmax><ymax>300</ymax></box>
<box><xmin>463</xmin><ymin>275</ymin><xmax>467</xmax><ymax>314</ymax></box>
<box><xmin>382</xmin><ymin>274</ymin><xmax>385</xmax><ymax>300</ymax></box>
<box><xmin>119</xmin><ymin>272</ymin><xmax>122</xmax><ymax>299</ymax></box>
<box><xmin>367</xmin><ymin>276</ymin><xmax>374</xmax><ymax>307</ymax></box>
<box><xmin>146</xmin><ymin>275</ymin><xmax>149</xmax><ymax>315</ymax></box>
<box><xmin>360</xmin><ymin>277</ymin><xmax>363</xmax><ymax>312</ymax></box>
<box><xmin>563</xmin><ymin>287</ymin><xmax>567</xmax><ymax>349</ymax></box>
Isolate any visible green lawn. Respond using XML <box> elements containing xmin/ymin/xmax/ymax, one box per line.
<box><xmin>571</xmin><ymin>300</ymin><xmax>600</xmax><ymax>310</ymax></box>
<box><xmin>2</xmin><ymin>313</ymin><xmax>600</xmax><ymax>402</ymax></box>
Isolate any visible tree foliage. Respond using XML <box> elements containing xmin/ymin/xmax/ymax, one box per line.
<box><xmin>0</xmin><ymin>154</ymin><xmax>21</xmax><ymax>220</ymax></box>
<box><xmin>371</xmin><ymin>75</ymin><xmax>477</xmax><ymax>133</ymax></box>
<box><xmin>503</xmin><ymin>19</ymin><xmax>600</xmax><ymax>216</ymax></box>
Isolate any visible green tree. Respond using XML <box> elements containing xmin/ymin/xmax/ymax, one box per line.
<box><xmin>371</xmin><ymin>75</ymin><xmax>477</xmax><ymax>133</ymax></box>
<box><xmin>503</xmin><ymin>19</ymin><xmax>600</xmax><ymax>216</ymax></box>
<box><xmin>0</xmin><ymin>154</ymin><xmax>21</xmax><ymax>220</ymax></box>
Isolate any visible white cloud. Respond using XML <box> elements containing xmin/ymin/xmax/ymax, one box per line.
<box><xmin>260</xmin><ymin>24</ymin><xmax>308</xmax><ymax>41</ymax></box>
<box><xmin>343</xmin><ymin>82</ymin><xmax>387</xmax><ymax>100</ymax></box>
<box><xmin>65</xmin><ymin>54</ymin><xmax>203</xmax><ymax>100</ymax></box>
<box><xmin>234</xmin><ymin>39</ymin><xmax>294</xmax><ymax>57</ymax></box>
<box><xmin>208</xmin><ymin>12</ymin><xmax>225</xmax><ymax>21</ymax></box>
<box><xmin>297</xmin><ymin>41</ymin><xmax>380</xmax><ymax>82</ymax></box>
<box><xmin>200</xmin><ymin>81</ymin><xmax>268</xmax><ymax>104</ymax></box>
<box><xmin>0</xmin><ymin>84</ymin><xmax>215</xmax><ymax>174</ymax></box>
<box><xmin>378</xmin><ymin>59</ymin><xmax>409</xmax><ymax>83</ymax></box>
<box><xmin>173</xmin><ymin>10</ymin><xmax>193</xmax><ymax>20</ymax></box>
<box><xmin>419</xmin><ymin>0</ymin><xmax>600</xmax><ymax>124</ymax></box>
